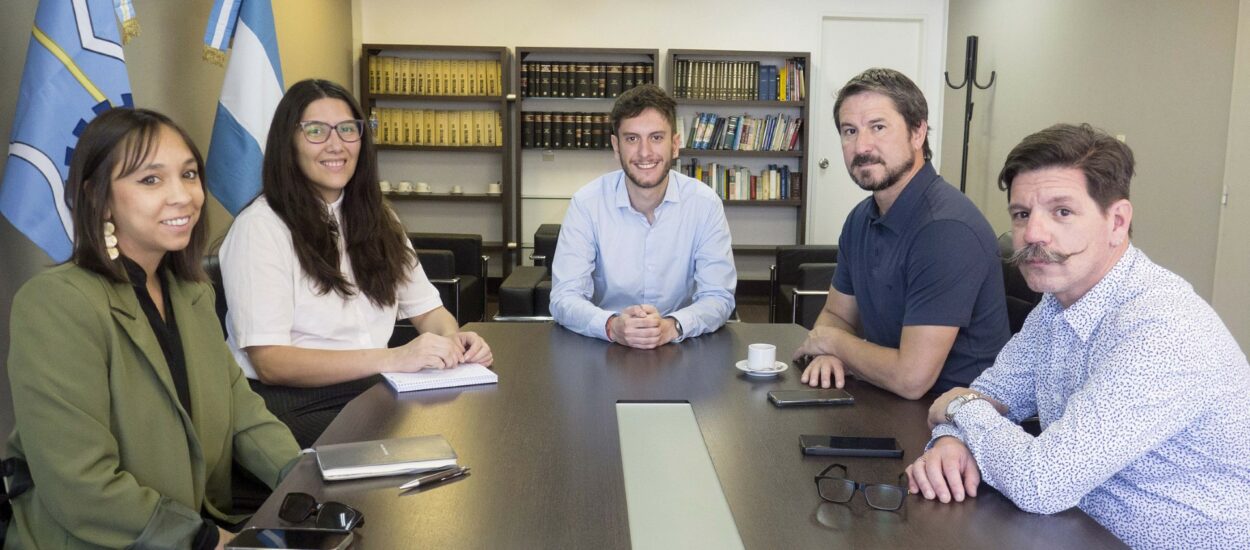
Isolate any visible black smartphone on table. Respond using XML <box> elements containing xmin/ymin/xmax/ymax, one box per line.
<box><xmin>226</xmin><ymin>527</ymin><xmax>353</xmax><ymax>550</ymax></box>
<box><xmin>799</xmin><ymin>435</ymin><xmax>904</xmax><ymax>458</ymax></box>
<box><xmin>768</xmin><ymin>388</ymin><xmax>854</xmax><ymax>407</ymax></box>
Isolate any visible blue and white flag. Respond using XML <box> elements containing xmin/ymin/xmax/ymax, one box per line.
<box><xmin>204</xmin><ymin>0</ymin><xmax>284</xmax><ymax>215</ymax></box>
<box><xmin>0</xmin><ymin>0</ymin><xmax>132</xmax><ymax>262</ymax></box>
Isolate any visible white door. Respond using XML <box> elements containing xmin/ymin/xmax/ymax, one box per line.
<box><xmin>809</xmin><ymin>13</ymin><xmax>947</xmax><ymax>245</ymax></box>
<box><xmin>1212</xmin><ymin>7</ymin><xmax>1250</xmax><ymax>348</ymax></box>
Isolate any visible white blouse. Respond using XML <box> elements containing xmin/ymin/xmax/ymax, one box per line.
<box><xmin>220</xmin><ymin>196</ymin><xmax>443</xmax><ymax>379</ymax></box>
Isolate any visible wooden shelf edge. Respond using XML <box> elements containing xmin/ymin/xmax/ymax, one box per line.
<box><xmin>679</xmin><ymin>148</ymin><xmax>802</xmax><ymax>158</ymax></box>
<box><xmin>377</xmin><ymin>145</ymin><xmax>504</xmax><ymax>152</ymax></box>
<box><xmin>723</xmin><ymin>199</ymin><xmax>801</xmax><ymax>207</ymax></box>
<box><xmin>675</xmin><ymin>99</ymin><xmax>806</xmax><ymax>108</ymax></box>
<box><xmin>385</xmin><ymin>192</ymin><xmax>504</xmax><ymax>202</ymax></box>
<box><xmin>369</xmin><ymin>93</ymin><xmax>507</xmax><ymax>103</ymax></box>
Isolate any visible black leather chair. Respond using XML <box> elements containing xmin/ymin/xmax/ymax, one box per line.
<box><xmin>409</xmin><ymin>232</ymin><xmax>488</xmax><ymax>326</ymax></box>
<box><xmin>998</xmin><ymin>231</ymin><xmax>1042</xmax><ymax>334</ymax></box>
<box><xmin>769</xmin><ymin>245</ymin><xmax>838</xmax><ymax>326</ymax></box>
<box><xmin>202</xmin><ymin>254</ymin><xmax>229</xmax><ymax>336</ymax></box>
<box><xmin>497</xmin><ymin>224</ymin><xmax>560</xmax><ymax>320</ymax></box>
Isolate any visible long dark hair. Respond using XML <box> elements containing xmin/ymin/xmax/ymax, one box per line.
<box><xmin>68</xmin><ymin>108</ymin><xmax>207</xmax><ymax>283</ymax></box>
<box><xmin>262</xmin><ymin>79</ymin><xmax>413</xmax><ymax>306</ymax></box>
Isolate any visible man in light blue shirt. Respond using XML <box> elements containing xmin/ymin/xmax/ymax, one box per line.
<box><xmin>550</xmin><ymin>84</ymin><xmax>736</xmax><ymax>348</ymax></box>
<box><xmin>907</xmin><ymin>124</ymin><xmax>1250</xmax><ymax>548</ymax></box>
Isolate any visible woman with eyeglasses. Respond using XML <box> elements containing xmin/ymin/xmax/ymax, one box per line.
<box><xmin>218</xmin><ymin>79</ymin><xmax>492</xmax><ymax>448</ymax></box>
<box><xmin>3</xmin><ymin>108</ymin><xmax>300</xmax><ymax>548</ymax></box>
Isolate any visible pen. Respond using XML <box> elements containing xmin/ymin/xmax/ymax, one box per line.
<box><xmin>399</xmin><ymin>466</ymin><xmax>470</xmax><ymax>491</ymax></box>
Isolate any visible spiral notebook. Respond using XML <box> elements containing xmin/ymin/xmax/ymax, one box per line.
<box><xmin>382</xmin><ymin>363</ymin><xmax>498</xmax><ymax>393</ymax></box>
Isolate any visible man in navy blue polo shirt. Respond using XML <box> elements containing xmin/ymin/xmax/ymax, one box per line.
<box><xmin>792</xmin><ymin>68</ymin><xmax>1009</xmax><ymax>399</ymax></box>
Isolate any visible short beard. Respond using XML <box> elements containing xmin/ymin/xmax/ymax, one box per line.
<box><xmin>1008</xmin><ymin>243</ymin><xmax>1078</xmax><ymax>266</ymax></box>
<box><xmin>850</xmin><ymin>153</ymin><xmax>917</xmax><ymax>192</ymax></box>
<box><xmin>623</xmin><ymin>163</ymin><xmax>668</xmax><ymax>190</ymax></box>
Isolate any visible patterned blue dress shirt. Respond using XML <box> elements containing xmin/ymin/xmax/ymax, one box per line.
<box><xmin>550</xmin><ymin>169</ymin><xmax>736</xmax><ymax>341</ymax></box>
<box><xmin>932</xmin><ymin>245</ymin><xmax>1250</xmax><ymax>548</ymax></box>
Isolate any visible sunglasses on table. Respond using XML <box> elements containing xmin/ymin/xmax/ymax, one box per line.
<box><xmin>278</xmin><ymin>492</ymin><xmax>366</xmax><ymax>531</ymax></box>
<box><xmin>814</xmin><ymin>463</ymin><xmax>908</xmax><ymax>511</ymax></box>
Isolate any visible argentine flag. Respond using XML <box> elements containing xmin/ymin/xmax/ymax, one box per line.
<box><xmin>204</xmin><ymin>0</ymin><xmax>284</xmax><ymax>215</ymax></box>
<box><xmin>0</xmin><ymin>0</ymin><xmax>132</xmax><ymax>262</ymax></box>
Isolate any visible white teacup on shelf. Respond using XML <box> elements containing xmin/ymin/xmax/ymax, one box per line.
<box><xmin>397</xmin><ymin>180</ymin><xmax>414</xmax><ymax>193</ymax></box>
<box><xmin>451</xmin><ymin>184</ymin><xmax>463</xmax><ymax>195</ymax></box>
<box><xmin>487</xmin><ymin>182</ymin><xmax>502</xmax><ymax>195</ymax></box>
<box><xmin>415</xmin><ymin>181</ymin><xmax>431</xmax><ymax>194</ymax></box>
<box><xmin>379</xmin><ymin>180</ymin><xmax>392</xmax><ymax>193</ymax></box>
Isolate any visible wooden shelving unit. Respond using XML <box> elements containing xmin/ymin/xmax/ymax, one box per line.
<box><xmin>512</xmin><ymin>47</ymin><xmax>659</xmax><ymax>262</ymax></box>
<box><xmin>359</xmin><ymin>44</ymin><xmax>516</xmax><ymax>273</ymax></box>
<box><xmin>668</xmin><ymin>49</ymin><xmax>811</xmax><ymax>245</ymax></box>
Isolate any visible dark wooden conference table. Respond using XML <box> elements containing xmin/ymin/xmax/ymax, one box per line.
<box><xmin>247</xmin><ymin>322</ymin><xmax>1124</xmax><ymax>549</ymax></box>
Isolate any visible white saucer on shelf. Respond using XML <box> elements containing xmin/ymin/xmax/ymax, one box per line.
<box><xmin>735</xmin><ymin>360</ymin><xmax>788</xmax><ymax>377</ymax></box>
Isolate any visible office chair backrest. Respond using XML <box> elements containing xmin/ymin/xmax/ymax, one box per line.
<box><xmin>201</xmin><ymin>254</ymin><xmax>229</xmax><ymax>336</ymax></box>
<box><xmin>998</xmin><ymin>231</ymin><xmax>1042</xmax><ymax>333</ymax></box>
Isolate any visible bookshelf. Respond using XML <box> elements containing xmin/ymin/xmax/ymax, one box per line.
<box><xmin>358</xmin><ymin>43</ymin><xmax>515</xmax><ymax>271</ymax></box>
<box><xmin>667</xmin><ymin>49</ymin><xmax>812</xmax><ymax>253</ymax></box>
<box><xmin>513</xmin><ymin>47</ymin><xmax>660</xmax><ymax>263</ymax></box>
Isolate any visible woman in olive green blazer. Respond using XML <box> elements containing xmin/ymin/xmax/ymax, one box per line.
<box><xmin>4</xmin><ymin>109</ymin><xmax>300</xmax><ymax>548</ymax></box>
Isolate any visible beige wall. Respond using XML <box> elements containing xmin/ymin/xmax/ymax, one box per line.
<box><xmin>0</xmin><ymin>0</ymin><xmax>353</xmax><ymax>439</ymax></box>
<box><xmin>942</xmin><ymin>0</ymin><xmax>1239</xmax><ymax>304</ymax></box>
<box><xmin>121</xmin><ymin>0</ymin><xmax>354</xmax><ymax>242</ymax></box>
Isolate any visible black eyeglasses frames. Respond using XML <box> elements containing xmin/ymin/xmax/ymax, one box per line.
<box><xmin>297</xmin><ymin>120</ymin><xmax>365</xmax><ymax>144</ymax></box>
<box><xmin>814</xmin><ymin>463</ymin><xmax>907</xmax><ymax>511</ymax></box>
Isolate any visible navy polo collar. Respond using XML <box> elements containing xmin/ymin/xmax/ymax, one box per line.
<box><xmin>870</xmin><ymin>161</ymin><xmax>939</xmax><ymax>232</ymax></box>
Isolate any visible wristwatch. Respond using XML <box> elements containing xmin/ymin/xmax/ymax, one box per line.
<box><xmin>945</xmin><ymin>392</ymin><xmax>985</xmax><ymax>424</ymax></box>
<box><xmin>666</xmin><ymin>316</ymin><xmax>684</xmax><ymax>339</ymax></box>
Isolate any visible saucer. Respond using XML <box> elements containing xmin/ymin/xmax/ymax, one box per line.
<box><xmin>735</xmin><ymin>360</ymin><xmax>788</xmax><ymax>377</ymax></box>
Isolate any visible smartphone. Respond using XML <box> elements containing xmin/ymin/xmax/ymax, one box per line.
<box><xmin>799</xmin><ymin>435</ymin><xmax>904</xmax><ymax>458</ymax></box>
<box><xmin>768</xmin><ymin>389</ymin><xmax>854</xmax><ymax>407</ymax></box>
<box><xmin>226</xmin><ymin>528</ymin><xmax>353</xmax><ymax>550</ymax></box>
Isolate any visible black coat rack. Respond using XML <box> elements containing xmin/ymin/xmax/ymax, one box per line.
<box><xmin>945</xmin><ymin>35</ymin><xmax>996</xmax><ymax>194</ymax></box>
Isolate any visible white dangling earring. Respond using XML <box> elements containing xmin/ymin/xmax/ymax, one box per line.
<box><xmin>103</xmin><ymin>221</ymin><xmax>119</xmax><ymax>260</ymax></box>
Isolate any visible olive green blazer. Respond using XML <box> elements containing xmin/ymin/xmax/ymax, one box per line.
<box><xmin>5</xmin><ymin>263</ymin><xmax>300</xmax><ymax>549</ymax></box>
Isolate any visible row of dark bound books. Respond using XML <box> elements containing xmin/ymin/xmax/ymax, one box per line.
<box><xmin>522</xmin><ymin>112</ymin><xmax>612</xmax><ymax>150</ymax></box>
<box><xmin>520</xmin><ymin>61</ymin><xmax>655</xmax><ymax>98</ymax></box>
<box><xmin>672</xmin><ymin>58</ymin><xmax>806</xmax><ymax>101</ymax></box>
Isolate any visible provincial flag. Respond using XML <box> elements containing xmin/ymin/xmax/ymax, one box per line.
<box><xmin>203</xmin><ymin>0</ymin><xmax>284</xmax><ymax>215</ymax></box>
<box><xmin>0</xmin><ymin>0</ymin><xmax>133</xmax><ymax>262</ymax></box>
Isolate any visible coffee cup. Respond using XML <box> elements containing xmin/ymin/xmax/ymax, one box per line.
<box><xmin>415</xmin><ymin>181</ymin><xmax>431</xmax><ymax>193</ymax></box>
<box><xmin>451</xmin><ymin>184</ymin><xmax>463</xmax><ymax>195</ymax></box>
<box><xmin>379</xmin><ymin>180</ymin><xmax>392</xmax><ymax>193</ymax></box>
<box><xmin>487</xmin><ymin>181</ymin><xmax>502</xmax><ymax>195</ymax></box>
<box><xmin>397</xmin><ymin>180</ymin><xmax>414</xmax><ymax>193</ymax></box>
<box><xmin>747</xmin><ymin>343</ymin><xmax>777</xmax><ymax>371</ymax></box>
